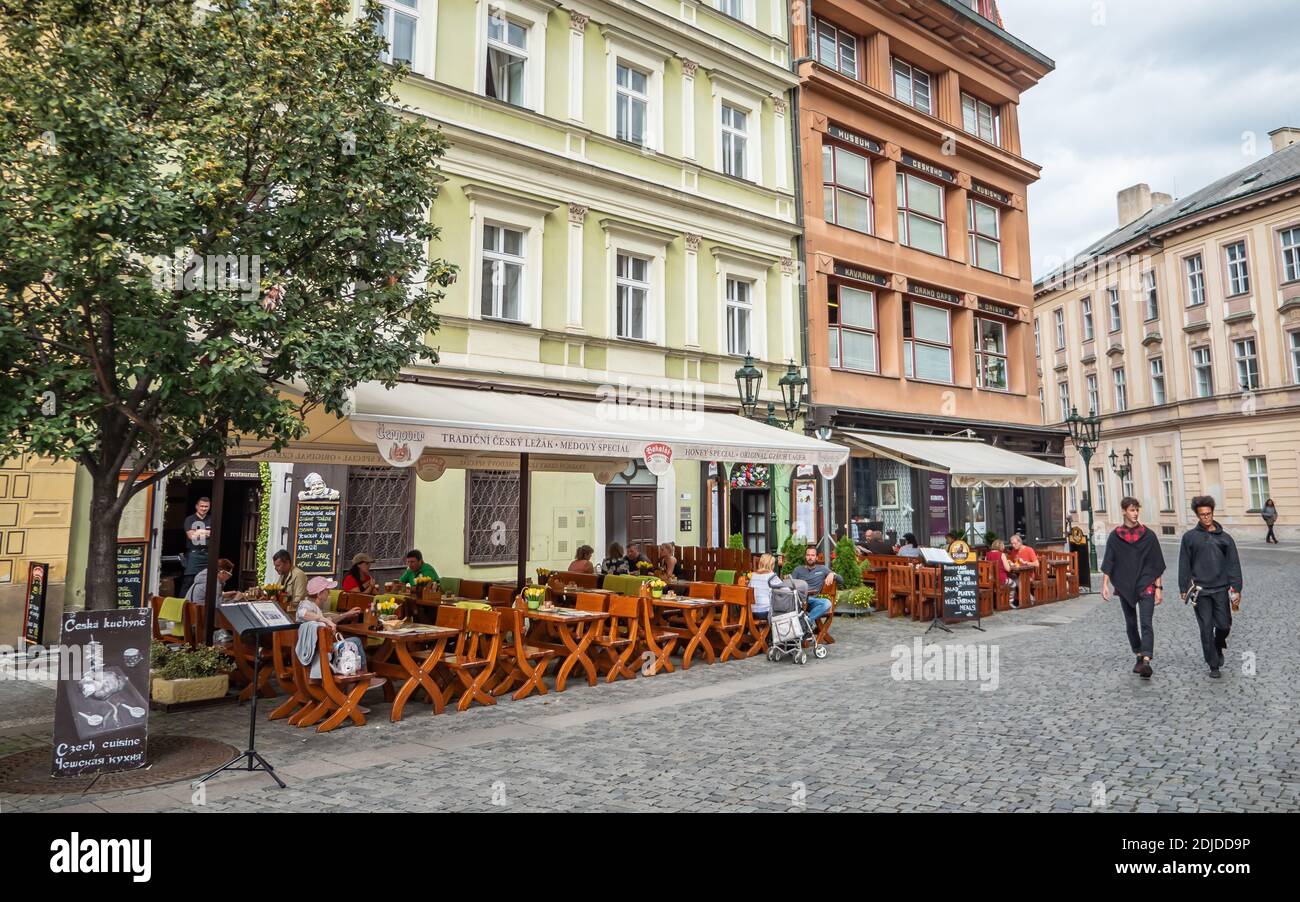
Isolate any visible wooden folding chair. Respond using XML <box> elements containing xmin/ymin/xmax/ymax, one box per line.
<box><xmin>151</xmin><ymin>595</ymin><xmax>187</xmax><ymax>646</ymax></box>
<box><xmin>439</xmin><ymin>608</ymin><xmax>503</xmax><ymax>711</ymax></box>
<box><xmin>638</xmin><ymin>596</ymin><xmax>679</xmax><ymax>676</ymax></box>
<box><xmin>487</xmin><ymin>584</ymin><xmax>517</xmax><ymax>605</ymax></box>
<box><xmin>269</xmin><ymin>628</ymin><xmax>312</xmax><ymax>722</ymax></box>
<box><xmin>492</xmin><ymin>604</ymin><xmax>560</xmax><ymax>701</ymax></box>
<box><xmin>293</xmin><ymin>624</ymin><xmax>378</xmax><ymax>733</ymax></box>
<box><xmin>688</xmin><ymin>582</ymin><xmax>719</xmax><ymax>600</ymax></box>
<box><xmin>226</xmin><ymin>611</ymin><xmax>276</xmax><ymax>702</ymax></box>
<box><xmin>975</xmin><ymin>561</ymin><xmax>997</xmax><ymax>618</ymax></box>
<box><xmin>712</xmin><ymin>584</ymin><xmax>751</xmax><ymax>662</ymax></box>
<box><xmin>589</xmin><ymin>595</ymin><xmax>641</xmax><ymax>683</ymax></box>
<box><xmin>887</xmin><ymin>562</ymin><xmax>915</xmax><ymax>618</ymax></box>
<box><xmin>574</xmin><ymin>592</ymin><xmax>607</xmax><ymax>613</ymax></box>
<box><xmin>913</xmin><ymin>567</ymin><xmax>942</xmax><ymax>622</ymax></box>
<box><xmin>458</xmin><ymin>580</ymin><xmax>490</xmax><ymax>600</ymax></box>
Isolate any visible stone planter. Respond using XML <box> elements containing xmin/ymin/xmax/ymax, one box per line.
<box><xmin>151</xmin><ymin>674</ymin><xmax>229</xmax><ymax>705</ymax></box>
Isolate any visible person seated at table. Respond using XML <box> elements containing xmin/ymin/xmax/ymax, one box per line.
<box><xmin>862</xmin><ymin>528</ymin><xmax>896</xmax><ymax>556</ymax></box>
<box><xmin>184</xmin><ymin>557</ymin><xmax>243</xmax><ymax>606</ymax></box>
<box><xmin>1007</xmin><ymin>534</ymin><xmax>1038</xmax><ymax>607</ymax></box>
<box><xmin>341</xmin><ymin>552</ymin><xmax>379</xmax><ymax>594</ymax></box>
<box><xmin>295</xmin><ymin>576</ymin><xmax>380</xmax><ymax>704</ymax></box>
<box><xmin>602</xmin><ymin>542</ymin><xmax>629</xmax><ymax>575</ymax></box>
<box><xmin>568</xmin><ymin>545</ymin><xmax>596</xmax><ymax>574</ymax></box>
<box><xmin>624</xmin><ymin>543</ymin><xmax>648</xmax><ymax>571</ymax></box>
<box><xmin>790</xmin><ymin>545</ymin><xmax>841</xmax><ymax>628</ymax></box>
<box><xmin>657</xmin><ymin>542</ymin><xmax>681</xmax><ymax>579</ymax></box>
<box><xmin>399</xmin><ymin>549</ymin><xmax>440</xmax><ymax>587</ymax></box>
<box><xmin>272</xmin><ymin>549</ymin><xmax>309</xmax><ymax>604</ymax></box>
<box><xmin>897</xmin><ymin>534</ymin><xmax>924</xmax><ymax>559</ymax></box>
<box><xmin>986</xmin><ymin>539</ymin><xmax>1017</xmax><ymax>601</ymax></box>
<box><xmin>750</xmin><ymin>553</ymin><xmax>777</xmax><ymax>620</ymax></box>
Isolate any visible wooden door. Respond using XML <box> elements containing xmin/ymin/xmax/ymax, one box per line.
<box><xmin>627</xmin><ymin>490</ymin><xmax>657</xmax><ymax>553</ymax></box>
<box><xmin>238</xmin><ymin>482</ymin><xmax>262</xmax><ymax>590</ymax></box>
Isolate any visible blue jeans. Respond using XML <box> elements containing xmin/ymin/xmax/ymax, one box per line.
<box><xmin>806</xmin><ymin>596</ymin><xmax>832</xmax><ymax>628</ymax></box>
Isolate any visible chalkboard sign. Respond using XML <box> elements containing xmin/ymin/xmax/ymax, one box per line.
<box><xmin>942</xmin><ymin>564</ymin><xmax>979</xmax><ymax>620</ymax></box>
<box><xmin>115</xmin><ymin>543</ymin><xmax>148</xmax><ymax>610</ymax></box>
<box><xmin>23</xmin><ymin>562</ymin><xmax>50</xmax><ymax>647</ymax></box>
<box><xmin>293</xmin><ymin>501</ymin><xmax>340</xmax><ymax>575</ymax></box>
<box><xmin>51</xmin><ymin>608</ymin><xmax>152</xmax><ymax>778</ymax></box>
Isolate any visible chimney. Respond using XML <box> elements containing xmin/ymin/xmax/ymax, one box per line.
<box><xmin>1151</xmin><ymin>191</ymin><xmax>1173</xmax><ymax>211</ymax></box>
<box><xmin>1117</xmin><ymin>183</ymin><xmax>1153</xmax><ymax>228</ymax></box>
<box><xmin>1270</xmin><ymin>127</ymin><xmax>1300</xmax><ymax>153</ymax></box>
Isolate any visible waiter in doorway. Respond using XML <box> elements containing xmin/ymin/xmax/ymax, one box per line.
<box><xmin>180</xmin><ymin>496</ymin><xmax>212</xmax><ymax>596</ymax></box>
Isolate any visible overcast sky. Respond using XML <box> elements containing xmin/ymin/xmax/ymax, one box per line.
<box><xmin>995</xmin><ymin>0</ymin><xmax>1300</xmax><ymax>279</ymax></box>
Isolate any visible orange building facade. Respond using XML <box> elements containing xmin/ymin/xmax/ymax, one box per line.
<box><xmin>792</xmin><ymin>0</ymin><xmax>1066</xmax><ymax>545</ymax></box>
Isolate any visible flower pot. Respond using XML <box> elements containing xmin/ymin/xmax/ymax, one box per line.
<box><xmin>150</xmin><ymin>673</ymin><xmax>229</xmax><ymax>705</ymax></box>
<box><xmin>526</xmin><ymin>596</ymin><xmax>542</xmax><ymax>610</ymax></box>
<box><xmin>651</xmin><ymin>589</ymin><xmax>663</xmax><ymax>598</ymax></box>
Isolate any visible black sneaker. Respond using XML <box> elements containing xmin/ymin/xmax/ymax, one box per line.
<box><xmin>1132</xmin><ymin>655</ymin><xmax>1144</xmax><ymax>674</ymax></box>
<box><xmin>1139</xmin><ymin>659</ymin><xmax>1153</xmax><ymax>679</ymax></box>
<box><xmin>1209</xmin><ymin>668</ymin><xmax>1222</xmax><ymax>679</ymax></box>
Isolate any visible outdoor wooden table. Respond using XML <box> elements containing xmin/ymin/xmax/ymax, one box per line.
<box><xmin>559</xmin><ymin>586</ymin><xmax>614</xmax><ymax>601</ymax></box>
<box><xmin>518</xmin><ymin>605</ymin><xmax>608</xmax><ymax>694</ymax></box>
<box><xmin>336</xmin><ymin>622</ymin><xmax>460</xmax><ymax>721</ymax></box>
<box><xmin>1048</xmin><ymin>558</ymin><xmax>1071</xmax><ymax>599</ymax></box>
<box><xmin>1013</xmin><ymin>568</ymin><xmax>1035</xmax><ymax>606</ymax></box>
<box><xmin>650</xmin><ymin>595</ymin><xmax>720</xmax><ymax>669</ymax></box>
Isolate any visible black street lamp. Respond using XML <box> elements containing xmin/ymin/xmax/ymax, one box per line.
<box><xmin>1065</xmin><ymin>405</ymin><xmax>1102</xmax><ymax>573</ymax></box>
<box><xmin>733</xmin><ymin>355</ymin><xmax>762</xmax><ymax>418</ymax></box>
<box><xmin>777</xmin><ymin>361</ymin><xmax>807</xmax><ymax>428</ymax></box>
<box><xmin>1109</xmin><ymin>447</ymin><xmax>1133</xmax><ymax>481</ymax></box>
<box><xmin>764</xmin><ymin>401</ymin><xmax>782</xmax><ymax>429</ymax></box>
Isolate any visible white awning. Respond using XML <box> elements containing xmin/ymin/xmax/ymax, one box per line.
<box><xmin>841</xmin><ymin>430</ymin><xmax>1076</xmax><ymax>488</ymax></box>
<box><xmin>244</xmin><ymin>380</ymin><xmax>848</xmax><ymax>477</ymax></box>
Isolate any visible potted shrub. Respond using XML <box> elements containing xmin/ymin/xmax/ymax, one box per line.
<box><xmin>150</xmin><ymin>642</ymin><xmax>234</xmax><ymax>705</ymax></box>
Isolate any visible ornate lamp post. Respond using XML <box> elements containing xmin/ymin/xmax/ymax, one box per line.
<box><xmin>1109</xmin><ymin>447</ymin><xmax>1133</xmax><ymax>482</ymax></box>
<box><xmin>1065</xmin><ymin>405</ymin><xmax>1102</xmax><ymax>572</ymax></box>
<box><xmin>815</xmin><ymin>424</ymin><xmax>835</xmax><ymax>557</ymax></box>
<box><xmin>777</xmin><ymin>361</ymin><xmax>807</xmax><ymax>429</ymax></box>
<box><xmin>733</xmin><ymin>355</ymin><xmax>762</xmax><ymax>418</ymax></box>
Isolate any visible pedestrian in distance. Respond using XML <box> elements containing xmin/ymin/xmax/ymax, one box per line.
<box><xmin>1177</xmin><ymin>496</ymin><xmax>1243</xmax><ymax>679</ymax></box>
<box><xmin>1261</xmin><ymin>498</ymin><xmax>1278</xmax><ymax>544</ymax></box>
<box><xmin>1100</xmin><ymin>497</ymin><xmax>1166</xmax><ymax>679</ymax></box>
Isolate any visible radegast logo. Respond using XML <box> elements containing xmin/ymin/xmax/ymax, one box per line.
<box><xmin>50</xmin><ymin>833</ymin><xmax>152</xmax><ymax>883</ymax></box>
<box><xmin>890</xmin><ymin>638</ymin><xmax>1000</xmax><ymax>691</ymax></box>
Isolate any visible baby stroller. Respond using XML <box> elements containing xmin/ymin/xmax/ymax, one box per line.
<box><xmin>764</xmin><ymin>575</ymin><xmax>828</xmax><ymax>665</ymax></box>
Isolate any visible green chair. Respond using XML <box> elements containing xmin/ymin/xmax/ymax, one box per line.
<box><xmin>158</xmin><ymin>596</ymin><xmax>187</xmax><ymax>639</ymax></box>
<box><xmin>714</xmin><ymin>569</ymin><xmax>737</xmax><ymax>586</ymax></box>
<box><xmin>326</xmin><ymin>588</ymin><xmax>342</xmax><ymax>612</ymax></box>
<box><xmin>439</xmin><ymin>576</ymin><xmax>461</xmax><ymax>596</ymax></box>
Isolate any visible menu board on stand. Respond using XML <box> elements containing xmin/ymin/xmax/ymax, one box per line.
<box><xmin>115</xmin><ymin>543</ymin><xmax>148</xmax><ymax>610</ymax></box>
<box><xmin>23</xmin><ymin>562</ymin><xmax>50</xmax><ymax>648</ymax></box>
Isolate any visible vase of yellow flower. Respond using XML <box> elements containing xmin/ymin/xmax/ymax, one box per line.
<box><xmin>374</xmin><ymin>597</ymin><xmax>404</xmax><ymax>630</ymax></box>
<box><xmin>413</xmin><ymin>574</ymin><xmax>436</xmax><ymax>601</ymax></box>
<box><xmin>647</xmin><ymin>577</ymin><xmax>666</xmax><ymax>599</ymax></box>
<box><xmin>522</xmin><ymin>585</ymin><xmax>547</xmax><ymax>611</ymax></box>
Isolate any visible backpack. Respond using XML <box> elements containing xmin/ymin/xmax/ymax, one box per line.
<box><xmin>331</xmin><ymin>639</ymin><xmax>362</xmax><ymax>676</ymax></box>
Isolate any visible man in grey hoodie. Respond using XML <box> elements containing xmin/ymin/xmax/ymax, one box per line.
<box><xmin>1178</xmin><ymin>496</ymin><xmax>1243</xmax><ymax>679</ymax></box>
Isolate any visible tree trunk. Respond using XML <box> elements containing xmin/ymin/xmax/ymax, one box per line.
<box><xmin>85</xmin><ymin>472</ymin><xmax>127</xmax><ymax>611</ymax></box>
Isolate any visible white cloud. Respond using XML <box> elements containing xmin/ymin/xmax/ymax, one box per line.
<box><xmin>996</xmin><ymin>0</ymin><xmax>1300</xmax><ymax>277</ymax></box>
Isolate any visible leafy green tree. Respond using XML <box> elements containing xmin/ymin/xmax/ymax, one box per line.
<box><xmin>830</xmin><ymin>534</ymin><xmax>863</xmax><ymax>590</ymax></box>
<box><xmin>0</xmin><ymin>0</ymin><xmax>454</xmax><ymax>609</ymax></box>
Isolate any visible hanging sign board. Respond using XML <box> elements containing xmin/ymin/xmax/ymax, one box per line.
<box><xmin>292</xmin><ymin>501</ymin><xmax>340</xmax><ymax>576</ymax></box>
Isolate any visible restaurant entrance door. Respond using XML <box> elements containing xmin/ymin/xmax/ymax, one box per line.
<box><xmin>606</xmin><ymin>489</ymin><xmax>657</xmax><ymax>554</ymax></box>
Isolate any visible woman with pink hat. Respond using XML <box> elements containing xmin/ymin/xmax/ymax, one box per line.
<box><xmin>297</xmin><ymin>575</ymin><xmax>366</xmax><ymax>626</ymax></box>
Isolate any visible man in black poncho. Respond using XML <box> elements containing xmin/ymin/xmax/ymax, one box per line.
<box><xmin>1101</xmin><ymin>497</ymin><xmax>1167</xmax><ymax>678</ymax></box>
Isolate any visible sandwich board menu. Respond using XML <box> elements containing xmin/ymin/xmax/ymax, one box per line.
<box><xmin>51</xmin><ymin>608</ymin><xmax>152</xmax><ymax>777</ymax></box>
<box><xmin>292</xmin><ymin>500</ymin><xmax>340</xmax><ymax>576</ymax></box>
<box><xmin>942</xmin><ymin>564</ymin><xmax>980</xmax><ymax>621</ymax></box>
<box><xmin>23</xmin><ymin>562</ymin><xmax>50</xmax><ymax>647</ymax></box>
<box><xmin>115</xmin><ymin>543</ymin><xmax>148</xmax><ymax>610</ymax></box>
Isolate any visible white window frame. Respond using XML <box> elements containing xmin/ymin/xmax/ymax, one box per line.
<box><xmin>897</xmin><ymin>172</ymin><xmax>946</xmax><ymax>256</ymax></box>
<box><xmin>475</xmin><ymin>0</ymin><xmax>549</xmax><ymax>112</ymax></box>
<box><xmin>1281</xmin><ymin>226</ymin><xmax>1300</xmax><ymax>284</ymax></box>
<box><xmin>892</xmin><ymin>57</ymin><xmax>932</xmax><ymax>115</ymax></box>
<box><xmin>463</xmin><ymin>184</ymin><xmax>550</xmax><ymax>330</ymax></box>
<box><xmin>715</xmin><ymin>0</ymin><xmax>753</xmax><ymax>26</ymax></box>
<box><xmin>1085</xmin><ymin>373</ymin><xmax>1099</xmax><ymax>416</ymax></box>
<box><xmin>364</xmin><ymin>0</ymin><xmax>436</xmax><ymax>77</ymax></box>
<box><xmin>1112</xmin><ymin>366</ymin><xmax>1127</xmax><ymax>411</ymax></box>
<box><xmin>828</xmin><ymin>284</ymin><xmax>879</xmax><ymax>374</ymax></box>
<box><xmin>1234</xmin><ymin>337</ymin><xmax>1260</xmax><ymax>391</ymax></box>
<box><xmin>1150</xmin><ymin>357</ymin><xmax>1166</xmax><ymax>405</ymax></box>
<box><xmin>603</xmin><ymin>29</ymin><xmax>666</xmax><ymax>154</ymax></box>
<box><xmin>1054</xmin><ymin>308</ymin><xmax>1066</xmax><ymax>350</ymax></box>
<box><xmin>1058</xmin><ymin>381</ymin><xmax>1070</xmax><ymax>421</ymax></box>
<box><xmin>1185</xmin><ymin>253</ymin><xmax>1206</xmax><ymax>306</ymax></box>
<box><xmin>904</xmin><ymin>301</ymin><xmax>953</xmax><ymax>385</ymax></box>
<box><xmin>713</xmin><ymin>247</ymin><xmax>771</xmax><ymax>361</ymax></box>
<box><xmin>1245</xmin><ymin>456</ymin><xmax>1270</xmax><ymax>511</ymax></box>
<box><xmin>1224</xmin><ymin>240</ymin><xmax>1251</xmax><ymax>296</ymax></box>
<box><xmin>968</xmin><ymin>199</ymin><xmax>1001</xmax><ymax>273</ymax></box>
<box><xmin>1142</xmin><ymin>270</ymin><xmax>1159</xmax><ymax>322</ymax></box>
<box><xmin>813</xmin><ymin>17</ymin><xmax>857</xmax><ymax>78</ymax></box>
<box><xmin>1159</xmin><ymin>462</ymin><xmax>1175</xmax><ymax>512</ymax></box>
<box><xmin>711</xmin><ymin>75</ymin><xmax>764</xmax><ymax>186</ymax></box>
<box><xmin>1107</xmin><ymin>286</ymin><xmax>1122</xmax><ymax>333</ymax></box>
<box><xmin>1081</xmin><ymin>296</ymin><xmax>1094</xmax><ymax>342</ymax></box>
<box><xmin>1039</xmin><ymin>387</ymin><xmax>1046</xmax><ymax>423</ymax></box>
<box><xmin>725</xmin><ymin>277</ymin><xmax>754</xmax><ymax>357</ymax></box>
<box><xmin>603</xmin><ymin>220</ymin><xmax>669</xmax><ymax>347</ymax></box>
<box><xmin>975</xmin><ymin>317</ymin><xmax>1009</xmax><ymax>391</ymax></box>
<box><xmin>1094</xmin><ymin>468</ymin><xmax>1107</xmax><ymax>512</ymax></box>
<box><xmin>1192</xmin><ymin>345</ymin><xmax>1214</xmax><ymax>398</ymax></box>
<box><xmin>822</xmin><ymin>142</ymin><xmax>873</xmax><ymax>234</ymax></box>
<box><xmin>479</xmin><ymin>222</ymin><xmax>527</xmax><ymax>323</ymax></box>
<box><xmin>1290</xmin><ymin>330</ymin><xmax>1300</xmax><ymax>385</ymax></box>
<box><xmin>1034</xmin><ymin>317</ymin><xmax>1041</xmax><ymax>358</ymax></box>
<box><xmin>960</xmin><ymin>92</ymin><xmax>999</xmax><ymax>144</ymax></box>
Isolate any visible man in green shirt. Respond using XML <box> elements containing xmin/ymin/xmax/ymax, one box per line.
<box><xmin>399</xmin><ymin>549</ymin><xmax>440</xmax><ymax>586</ymax></box>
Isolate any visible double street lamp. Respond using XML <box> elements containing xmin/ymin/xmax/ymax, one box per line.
<box><xmin>1109</xmin><ymin>447</ymin><xmax>1133</xmax><ymax>482</ymax></box>
<box><xmin>1064</xmin><ymin>405</ymin><xmax>1102</xmax><ymax>572</ymax></box>
<box><xmin>734</xmin><ymin>356</ymin><xmax>806</xmax><ymax>429</ymax></box>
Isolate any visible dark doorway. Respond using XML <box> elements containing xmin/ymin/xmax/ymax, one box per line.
<box><xmin>1013</xmin><ymin>488</ymin><xmax>1028</xmax><ymax>539</ymax></box>
<box><xmin>606</xmin><ymin>488</ymin><xmax>657</xmax><ymax>556</ymax></box>
<box><xmin>729</xmin><ymin>489</ymin><xmax>769</xmax><ymax>554</ymax></box>
<box><xmin>162</xmin><ymin>472</ymin><xmax>259</xmax><ymax>595</ymax></box>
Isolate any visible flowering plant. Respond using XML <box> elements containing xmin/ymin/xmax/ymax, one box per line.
<box><xmin>647</xmin><ymin>578</ymin><xmax>666</xmax><ymax>591</ymax></box>
<box><xmin>522</xmin><ymin>586</ymin><xmax>547</xmax><ymax>602</ymax></box>
<box><xmin>413</xmin><ymin>574</ymin><xmax>433</xmax><ymax>586</ymax></box>
<box><xmin>636</xmin><ymin>560</ymin><xmax>653</xmax><ymax>573</ymax></box>
<box><xmin>375</xmin><ymin>598</ymin><xmax>400</xmax><ymax>618</ymax></box>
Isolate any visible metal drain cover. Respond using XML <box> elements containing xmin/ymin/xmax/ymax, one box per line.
<box><xmin>0</xmin><ymin>735</ymin><xmax>239</xmax><ymax>795</ymax></box>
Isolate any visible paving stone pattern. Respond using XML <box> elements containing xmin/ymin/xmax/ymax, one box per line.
<box><xmin>2</xmin><ymin>542</ymin><xmax>1297</xmax><ymax>813</ymax></box>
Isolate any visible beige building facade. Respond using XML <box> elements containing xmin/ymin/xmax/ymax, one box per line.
<box><xmin>1034</xmin><ymin>128</ymin><xmax>1300</xmax><ymax>542</ymax></box>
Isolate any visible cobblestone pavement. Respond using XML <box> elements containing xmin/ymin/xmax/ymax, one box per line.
<box><xmin>3</xmin><ymin>541</ymin><xmax>1297</xmax><ymax>813</ymax></box>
